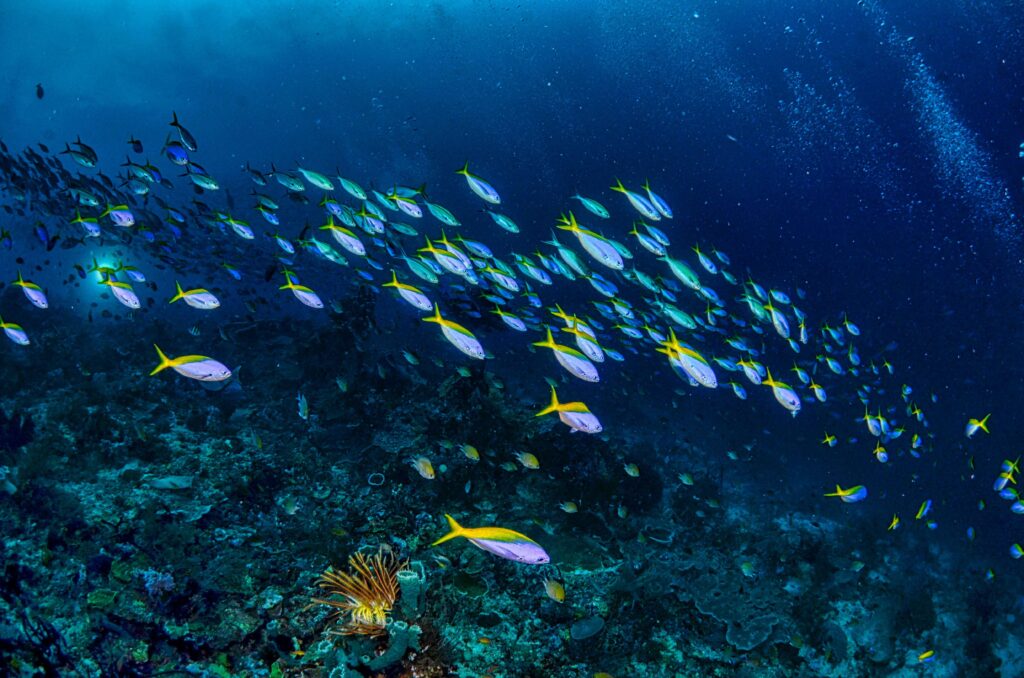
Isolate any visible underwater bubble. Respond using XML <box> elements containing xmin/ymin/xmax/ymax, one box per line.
<box><xmin>367</xmin><ymin>472</ymin><xmax>385</xmax><ymax>487</ymax></box>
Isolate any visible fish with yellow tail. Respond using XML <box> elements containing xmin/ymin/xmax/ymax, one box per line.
<box><xmin>823</xmin><ymin>485</ymin><xmax>868</xmax><ymax>503</ymax></box>
<box><xmin>0</xmin><ymin>315</ymin><xmax>29</xmax><ymax>345</ymax></box>
<box><xmin>431</xmin><ymin>514</ymin><xmax>550</xmax><ymax>564</ymax></box>
<box><xmin>149</xmin><ymin>345</ymin><xmax>231</xmax><ymax>382</ymax></box>
<box><xmin>656</xmin><ymin>328</ymin><xmax>717</xmax><ymax>388</ymax></box>
<box><xmin>279</xmin><ymin>271</ymin><xmax>323</xmax><ymax>309</ymax></box>
<box><xmin>965</xmin><ymin>414</ymin><xmax>990</xmax><ymax>438</ymax></box>
<box><xmin>533</xmin><ymin>327</ymin><xmax>599</xmax><ymax>382</ymax></box>
<box><xmin>423</xmin><ymin>304</ymin><xmax>485</xmax><ymax>359</ymax></box>
<box><xmin>536</xmin><ymin>385</ymin><xmax>603</xmax><ymax>434</ymax></box>
<box><xmin>455</xmin><ymin>162</ymin><xmax>501</xmax><ymax>204</ymax></box>
<box><xmin>761</xmin><ymin>368</ymin><xmax>801</xmax><ymax>415</ymax></box>
<box><xmin>169</xmin><ymin>281</ymin><xmax>220</xmax><ymax>310</ymax></box>
<box><xmin>12</xmin><ymin>271</ymin><xmax>48</xmax><ymax>309</ymax></box>
<box><xmin>382</xmin><ymin>270</ymin><xmax>432</xmax><ymax>312</ymax></box>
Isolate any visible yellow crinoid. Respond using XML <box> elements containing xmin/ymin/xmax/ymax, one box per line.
<box><xmin>312</xmin><ymin>548</ymin><xmax>409</xmax><ymax>636</ymax></box>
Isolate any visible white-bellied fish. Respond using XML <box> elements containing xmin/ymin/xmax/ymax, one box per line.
<box><xmin>423</xmin><ymin>304</ymin><xmax>485</xmax><ymax>359</ymax></box>
<box><xmin>536</xmin><ymin>385</ymin><xmax>603</xmax><ymax>433</ymax></box>
<box><xmin>456</xmin><ymin>162</ymin><xmax>501</xmax><ymax>204</ymax></box>
<box><xmin>169</xmin><ymin>282</ymin><xmax>220</xmax><ymax>310</ymax></box>
<box><xmin>431</xmin><ymin>514</ymin><xmax>550</xmax><ymax>564</ymax></box>
<box><xmin>150</xmin><ymin>344</ymin><xmax>231</xmax><ymax>382</ymax></box>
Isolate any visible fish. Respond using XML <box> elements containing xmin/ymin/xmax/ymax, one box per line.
<box><xmin>12</xmin><ymin>271</ymin><xmax>49</xmax><ymax>309</ymax></box>
<box><xmin>169</xmin><ymin>111</ymin><xmax>198</xmax><ymax>151</ymax></box>
<box><xmin>461</xmin><ymin>444</ymin><xmax>480</xmax><ymax>461</ymax></box>
<box><xmin>611</xmin><ymin>178</ymin><xmax>660</xmax><ymax>220</ymax></box>
<box><xmin>535</xmin><ymin>385</ymin><xmax>603</xmax><ymax>434</ymax></box>
<box><xmin>149</xmin><ymin>345</ymin><xmax>231</xmax><ymax>382</ymax></box>
<box><xmin>169</xmin><ymin>282</ymin><xmax>220</xmax><ymax>310</ymax></box>
<box><xmin>965</xmin><ymin>414</ymin><xmax>990</xmax><ymax>438</ymax></box>
<box><xmin>571</xmin><ymin>194</ymin><xmax>610</xmax><ymax>219</ymax></box>
<box><xmin>279</xmin><ymin>275</ymin><xmax>324</xmax><ymax>309</ymax></box>
<box><xmin>0</xmin><ymin>315</ymin><xmax>30</xmax><ymax>346</ymax></box>
<box><xmin>559</xmin><ymin>501</ymin><xmax>578</xmax><ymax>513</ymax></box>
<box><xmin>624</xmin><ymin>463</ymin><xmax>640</xmax><ymax>477</ymax></box>
<box><xmin>423</xmin><ymin>304</ymin><xmax>485</xmax><ymax>359</ymax></box>
<box><xmin>101</xmin><ymin>279</ymin><xmax>141</xmax><ymax>309</ymax></box>
<box><xmin>823</xmin><ymin>485</ymin><xmax>868</xmax><ymax>503</ymax></box>
<box><xmin>456</xmin><ymin>162</ymin><xmax>501</xmax><ymax>204</ymax></box>
<box><xmin>297</xmin><ymin>392</ymin><xmax>309</xmax><ymax>421</ymax></box>
<box><xmin>431</xmin><ymin>514</ymin><xmax>550</xmax><ymax>564</ymax></box>
<box><xmin>544</xmin><ymin>579</ymin><xmax>565</xmax><ymax>602</ymax></box>
<box><xmin>515</xmin><ymin>452</ymin><xmax>540</xmax><ymax>469</ymax></box>
<box><xmin>533</xmin><ymin>328</ymin><xmax>599</xmax><ymax>382</ymax></box>
<box><xmin>409</xmin><ymin>456</ymin><xmax>435</xmax><ymax>479</ymax></box>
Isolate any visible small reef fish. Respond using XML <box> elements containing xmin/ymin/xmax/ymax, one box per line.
<box><xmin>824</xmin><ymin>485</ymin><xmax>867</xmax><ymax>503</ymax></box>
<box><xmin>624</xmin><ymin>463</ymin><xmax>640</xmax><ymax>477</ymax></box>
<box><xmin>410</xmin><ymin>456</ymin><xmax>435</xmax><ymax>479</ymax></box>
<box><xmin>431</xmin><ymin>514</ymin><xmax>550</xmax><ymax>564</ymax></box>
<box><xmin>544</xmin><ymin>579</ymin><xmax>565</xmax><ymax>602</ymax></box>
<box><xmin>515</xmin><ymin>452</ymin><xmax>540</xmax><ymax>469</ymax></box>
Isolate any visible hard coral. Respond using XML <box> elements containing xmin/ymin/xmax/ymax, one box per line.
<box><xmin>313</xmin><ymin>548</ymin><xmax>409</xmax><ymax>637</ymax></box>
<box><xmin>0</xmin><ymin>407</ymin><xmax>35</xmax><ymax>454</ymax></box>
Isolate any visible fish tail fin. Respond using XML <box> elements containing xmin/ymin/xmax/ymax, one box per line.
<box><xmin>823</xmin><ymin>485</ymin><xmax>842</xmax><ymax>497</ymax></box>
<box><xmin>455</xmin><ymin>162</ymin><xmax>469</xmax><ymax>176</ymax></box>
<box><xmin>150</xmin><ymin>344</ymin><xmax>173</xmax><ymax>376</ymax></box>
<box><xmin>980</xmin><ymin>414</ymin><xmax>991</xmax><ymax>432</ymax></box>
<box><xmin>536</xmin><ymin>385</ymin><xmax>561</xmax><ymax>417</ymax></box>
<box><xmin>532</xmin><ymin>327</ymin><xmax>556</xmax><ymax>350</ymax></box>
<box><xmin>422</xmin><ymin>303</ymin><xmax>443</xmax><ymax>325</ymax></box>
<box><xmin>169</xmin><ymin>281</ymin><xmax>184</xmax><ymax>303</ymax></box>
<box><xmin>610</xmin><ymin>178</ymin><xmax>626</xmax><ymax>193</ymax></box>
<box><xmin>170</xmin><ymin>111</ymin><xmax>179</xmax><ymax>127</ymax></box>
<box><xmin>431</xmin><ymin>514</ymin><xmax>464</xmax><ymax>546</ymax></box>
<box><xmin>382</xmin><ymin>270</ymin><xmax>399</xmax><ymax>288</ymax></box>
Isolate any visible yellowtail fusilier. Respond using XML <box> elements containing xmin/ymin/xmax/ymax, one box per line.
<box><xmin>423</xmin><ymin>304</ymin><xmax>485</xmax><ymax>359</ymax></box>
<box><xmin>149</xmin><ymin>345</ymin><xmax>231</xmax><ymax>382</ymax></box>
<box><xmin>536</xmin><ymin>385</ymin><xmax>602</xmax><ymax>433</ymax></box>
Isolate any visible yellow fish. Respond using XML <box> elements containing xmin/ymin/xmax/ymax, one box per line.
<box><xmin>516</xmin><ymin>452</ymin><xmax>540</xmax><ymax>469</ymax></box>
<box><xmin>544</xmin><ymin>579</ymin><xmax>565</xmax><ymax>603</ymax></box>
<box><xmin>409</xmin><ymin>456</ymin><xmax>435</xmax><ymax>479</ymax></box>
<box><xmin>431</xmin><ymin>514</ymin><xmax>550</xmax><ymax>564</ymax></box>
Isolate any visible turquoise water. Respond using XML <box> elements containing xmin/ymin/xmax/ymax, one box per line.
<box><xmin>1</xmin><ymin>2</ymin><xmax>1023</xmax><ymax>676</ymax></box>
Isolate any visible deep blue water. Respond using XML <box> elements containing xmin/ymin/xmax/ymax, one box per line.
<box><xmin>2</xmin><ymin>1</ymin><xmax>1024</xmax><ymax>675</ymax></box>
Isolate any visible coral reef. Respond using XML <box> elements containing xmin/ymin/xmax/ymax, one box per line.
<box><xmin>0</xmin><ymin>316</ymin><xmax>1019</xmax><ymax>676</ymax></box>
